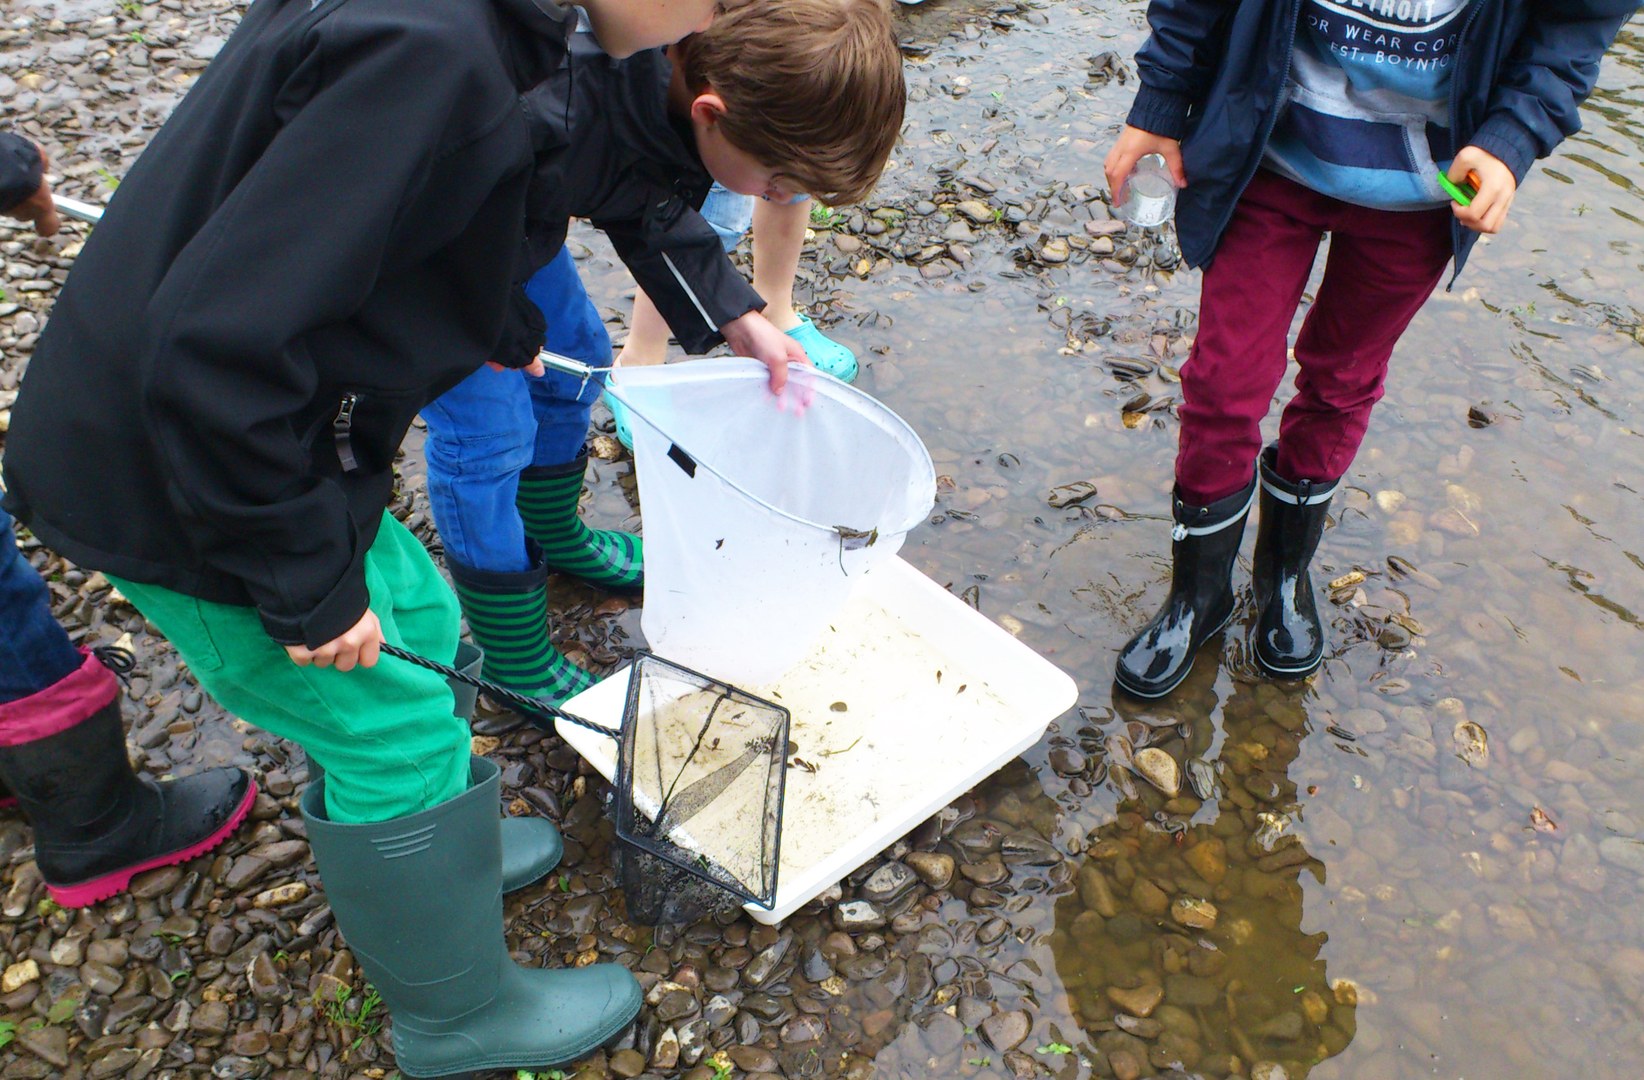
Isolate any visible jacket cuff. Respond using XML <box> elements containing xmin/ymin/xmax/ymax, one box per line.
<box><xmin>1126</xmin><ymin>85</ymin><xmax>1195</xmax><ymax>141</ymax></box>
<box><xmin>0</xmin><ymin>132</ymin><xmax>43</xmax><ymax>214</ymax></box>
<box><xmin>676</xmin><ymin>281</ymin><xmax>764</xmax><ymax>355</ymax></box>
<box><xmin>1467</xmin><ymin>115</ymin><xmax>1537</xmax><ymax>184</ymax></box>
<box><xmin>256</xmin><ymin>568</ymin><xmax>372</xmax><ymax>650</ymax></box>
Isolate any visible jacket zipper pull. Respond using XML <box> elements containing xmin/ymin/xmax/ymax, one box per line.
<box><xmin>333</xmin><ymin>392</ymin><xmax>359</xmax><ymax>473</ymax></box>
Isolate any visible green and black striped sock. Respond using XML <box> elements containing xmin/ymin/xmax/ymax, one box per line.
<box><xmin>448</xmin><ymin>554</ymin><xmax>596</xmax><ymax>705</ymax></box>
<box><xmin>517</xmin><ymin>452</ymin><xmax>643</xmax><ymax>592</ymax></box>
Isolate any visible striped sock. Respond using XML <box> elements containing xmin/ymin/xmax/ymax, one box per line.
<box><xmin>517</xmin><ymin>453</ymin><xmax>643</xmax><ymax>592</ymax></box>
<box><xmin>448</xmin><ymin>555</ymin><xmax>596</xmax><ymax>705</ymax></box>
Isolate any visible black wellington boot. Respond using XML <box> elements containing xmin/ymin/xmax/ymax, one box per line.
<box><xmin>1251</xmin><ymin>444</ymin><xmax>1337</xmax><ymax>678</ymax></box>
<box><xmin>0</xmin><ymin>648</ymin><xmax>255</xmax><ymax>907</ymax></box>
<box><xmin>1114</xmin><ymin>472</ymin><xmax>1258</xmax><ymax>699</ymax></box>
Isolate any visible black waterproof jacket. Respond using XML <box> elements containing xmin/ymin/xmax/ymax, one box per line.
<box><xmin>1127</xmin><ymin>0</ymin><xmax>1637</xmax><ymax>274</ymax></box>
<box><xmin>2</xmin><ymin>0</ymin><xmax>576</xmax><ymax>648</ymax></box>
<box><xmin>524</xmin><ymin>34</ymin><xmax>763</xmax><ymax>353</ymax></box>
<box><xmin>0</xmin><ymin>132</ymin><xmax>42</xmax><ymax>213</ymax></box>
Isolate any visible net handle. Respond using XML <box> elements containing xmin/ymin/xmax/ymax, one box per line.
<box><xmin>380</xmin><ymin>643</ymin><xmax>621</xmax><ymax>741</ymax></box>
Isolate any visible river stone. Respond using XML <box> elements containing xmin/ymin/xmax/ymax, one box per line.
<box><xmin>1001</xmin><ymin>833</ymin><xmax>1062</xmax><ymax>866</ymax></box>
<box><xmin>1251</xmin><ymin>1063</ymin><xmax>1291</xmax><ymax>1080</ymax></box>
<box><xmin>960</xmin><ymin>853</ymin><xmax>1008</xmax><ymax>885</ymax></box>
<box><xmin>1134</xmin><ymin>748</ymin><xmax>1181</xmax><ymax>796</ymax></box>
<box><xmin>1108</xmin><ymin>984</ymin><xmax>1164</xmax><ymax>1018</ymax></box>
<box><xmin>610</xmin><ymin>1048</ymin><xmax>648</xmax><ymax>1078</ymax></box>
<box><xmin>2</xmin><ymin>958</ymin><xmax>40</xmax><ymax>993</ymax></box>
<box><xmin>1115</xmin><ymin>1013</ymin><xmax>1163</xmax><ymax>1038</ymax></box>
<box><xmin>85</xmin><ymin>940</ymin><xmax>128</xmax><ymax>968</ymax></box>
<box><xmin>247</xmin><ymin>953</ymin><xmax>283</xmax><ymax>1000</ymax></box>
<box><xmin>222</xmin><ymin>854</ymin><xmax>271</xmax><ymax>891</ymax></box>
<box><xmin>1078</xmin><ymin>864</ymin><xmax>1120</xmax><ymax>917</ymax></box>
<box><xmin>981</xmin><ymin>1009</ymin><xmax>1031</xmax><ymax>1052</ymax></box>
<box><xmin>905</xmin><ymin>851</ymin><xmax>955</xmax><ymax>890</ymax></box>
<box><xmin>190</xmin><ymin>999</ymin><xmax>231</xmax><ymax>1037</ymax></box>
<box><xmin>1255</xmin><ymin>1011</ymin><xmax>1304</xmax><ymax>1040</ymax></box>
<box><xmin>744</xmin><ymin>936</ymin><xmax>791</xmax><ymax>987</ymax></box>
<box><xmin>1183</xmin><ymin>837</ymin><xmax>1227</xmax><ymax>884</ymax></box>
<box><xmin>17</xmin><ymin>1022</ymin><xmax>69</xmax><ymax>1067</ymax></box>
<box><xmin>860</xmin><ymin>861</ymin><xmax>918</xmax><ymax>904</ymax></box>
<box><xmin>951</xmin><ymin>819</ymin><xmax>1005</xmax><ymax>856</ymax></box>
<box><xmin>1111</xmin><ymin>1048</ymin><xmax>1144</xmax><ymax>1080</ymax></box>
<box><xmin>1132</xmin><ymin>877</ymin><xmax>1170</xmax><ymax>916</ymax></box>
<box><xmin>1049</xmin><ymin>746</ymin><xmax>1087</xmax><ymax>776</ymax></box>
<box><xmin>1599</xmin><ymin>837</ymin><xmax>1644</xmax><ymax>875</ymax></box>
<box><xmin>80</xmin><ymin>960</ymin><xmax>123</xmax><ymax>996</ymax></box>
<box><xmin>655</xmin><ymin>989</ymin><xmax>698</xmax><ymax>1023</ymax></box>
<box><xmin>1171</xmin><ymin>897</ymin><xmax>1217</xmax><ymax>929</ymax></box>
<box><xmin>1165</xmin><ymin>974</ymin><xmax>1218</xmax><ymax>1007</ymax></box>
<box><xmin>49</xmin><ymin>937</ymin><xmax>84</xmax><ymax>967</ymax></box>
<box><xmin>729</xmin><ymin>1046</ymin><xmax>778</xmax><ymax>1072</ymax></box>
<box><xmin>956</xmin><ymin>200</ymin><xmax>995</xmax><ymax>224</ymax></box>
<box><xmin>920</xmin><ymin>1012</ymin><xmax>965</xmax><ymax>1054</ymax></box>
<box><xmin>89</xmin><ymin>1048</ymin><xmax>142</xmax><ymax>1079</ymax></box>
<box><xmin>230</xmin><ymin>1030</ymin><xmax>270</xmax><ymax>1056</ymax></box>
<box><xmin>128</xmin><ymin>866</ymin><xmax>183</xmax><ymax>899</ymax></box>
<box><xmin>781</xmin><ymin>1015</ymin><xmax>826</xmax><ymax>1043</ymax></box>
<box><xmin>834</xmin><ymin>900</ymin><xmax>887</xmax><ymax>932</ymax></box>
<box><xmin>652</xmin><ymin>1026</ymin><xmax>680</xmax><ymax>1069</ymax></box>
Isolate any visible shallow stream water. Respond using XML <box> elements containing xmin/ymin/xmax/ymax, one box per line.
<box><xmin>4</xmin><ymin>1</ymin><xmax>1643</xmax><ymax>1077</ymax></box>
<box><xmin>579</xmin><ymin>3</ymin><xmax>1644</xmax><ymax>1075</ymax></box>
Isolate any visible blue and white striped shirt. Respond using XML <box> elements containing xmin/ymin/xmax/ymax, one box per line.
<box><xmin>1263</xmin><ymin>0</ymin><xmax>1472</xmax><ymax>210</ymax></box>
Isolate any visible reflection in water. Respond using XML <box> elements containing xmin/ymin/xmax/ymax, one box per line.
<box><xmin>1052</xmin><ymin>677</ymin><xmax>1355</xmax><ymax>1078</ymax></box>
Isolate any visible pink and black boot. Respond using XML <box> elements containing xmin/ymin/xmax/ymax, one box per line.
<box><xmin>0</xmin><ymin>648</ymin><xmax>256</xmax><ymax>907</ymax></box>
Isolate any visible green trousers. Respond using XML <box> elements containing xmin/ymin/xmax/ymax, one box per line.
<box><xmin>112</xmin><ymin>514</ymin><xmax>469</xmax><ymax>824</ymax></box>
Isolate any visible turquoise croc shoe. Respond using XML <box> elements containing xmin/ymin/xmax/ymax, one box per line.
<box><xmin>603</xmin><ymin>386</ymin><xmax>635</xmax><ymax>451</ymax></box>
<box><xmin>785</xmin><ymin>313</ymin><xmax>858</xmax><ymax>383</ymax></box>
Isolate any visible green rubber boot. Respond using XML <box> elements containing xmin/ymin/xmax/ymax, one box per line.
<box><xmin>301</xmin><ymin>757</ymin><xmax>640</xmax><ymax>1078</ymax></box>
<box><xmin>448</xmin><ymin>548</ymin><xmax>597</xmax><ymax>706</ymax></box>
<box><xmin>449</xmin><ymin>642</ymin><xmax>563</xmax><ymax>894</ymax></box>
<box><xmin>516</xmin><ymin>451</ymin><xmax>644</xmax><ymax>593</ymax></box>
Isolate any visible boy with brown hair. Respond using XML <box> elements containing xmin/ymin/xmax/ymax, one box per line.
<box><xmin>420</xmin><ymin>0</ymin><xmax>906</xmax><ymax>704</ymax></box>
<box><xmin>3</xmin><ymin>0</ymin><xmax>742</xmax><ymax>1074</ymax></box>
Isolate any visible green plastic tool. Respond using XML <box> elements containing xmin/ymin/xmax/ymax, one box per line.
<box><xmin>1437</xmin><ymin>170</ymin><xmax>1477</xmax><ymax>206</ymax></box>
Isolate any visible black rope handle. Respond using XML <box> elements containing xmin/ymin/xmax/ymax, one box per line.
<box><xmin>380</xmin><ymin>643</ymin><xmax>622</xmax><ymax>741</ymax></box>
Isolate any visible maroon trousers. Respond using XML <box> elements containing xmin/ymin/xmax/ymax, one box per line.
<box><xmin>1176</xmin><ymin>170</ymin><xmax>1455</xmax><ymax>505</ymax></box>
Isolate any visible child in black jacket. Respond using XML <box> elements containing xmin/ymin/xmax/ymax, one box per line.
<box><xmin>422</xmin><ymin>0</ymin><xmax>907</xmax><ymax>706</ymax></box>
<box><xmin>2</xmin><ymin>0</ymin><xmax>726</xmax><ymax>1074</ymax></box>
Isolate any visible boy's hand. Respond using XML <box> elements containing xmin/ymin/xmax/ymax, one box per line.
<box><xmin>3</xmin><ymin>143</ymin><xmax>61</xmax><ymax>237</ymax></box>
<box><xmin>721</xmin><ymin>310</ymin><xmax>810</xmax><ymax>394</ymax></box>
<box><xmin>1104</xmin><ymin>125</ymin><xmax>1186</xmax><ymax>200</ymax></box>
<box><xmin>1449</xmin><ymin>147</ymin><xmax>1516</xmax><ymax>235</ymax></box>
<box><xmin>285</xmin><ymin>610</ymin><xmax>383</xmax><ymax>672</ymax></box>
<box><xmin>486</xmin><ymin>354</ymin><xmax>547</xmax><ymax>376</ymax></box>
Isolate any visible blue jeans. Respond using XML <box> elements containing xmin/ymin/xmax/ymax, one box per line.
<box><xmin>422</xmin><ymin>248</ymin><xmax>612</xmax><ymax>573</ymax></box>
<box><xmin>0</xmin><ymin>502</ymin><xmax>82</xmax><ymax>705</ymax></box>
<box><xmin>699</xmin><ymin>183</ymin><xmax>811</xmax><ymax>252</ymax></box>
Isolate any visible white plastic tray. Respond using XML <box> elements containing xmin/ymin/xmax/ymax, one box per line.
<box><xmin>557</xmin><ymin>555</ymin><xmax>1078</xmax><ymax>924</ymax></box>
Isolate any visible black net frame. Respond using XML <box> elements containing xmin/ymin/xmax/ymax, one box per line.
<box><xmin>613</xmin><ymin>652</ymin><xmax>788</xmax><ymax>924</ymax></box>
<box><xmin>381</xmin><ymin>644</ymin><xmax>788</xmax><ymax>926</ymax></box>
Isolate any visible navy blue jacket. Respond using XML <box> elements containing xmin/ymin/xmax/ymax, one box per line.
<box><xmin>1127</xmin><ymin>0</ymin><xmax>1638</xmax><ymax>274</ymax></box>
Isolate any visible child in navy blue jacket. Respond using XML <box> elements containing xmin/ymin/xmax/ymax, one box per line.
<box><xmin>1105</xmin><ymin>0</ymin><xmax>1635</xmax><ymax>699</ymax></box>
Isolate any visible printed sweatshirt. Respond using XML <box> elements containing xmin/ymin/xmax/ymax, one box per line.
<box><xmin>1263</xmin><ymin>0</ymin><xmax>1473</xmax><ymax>209</ymax></box>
